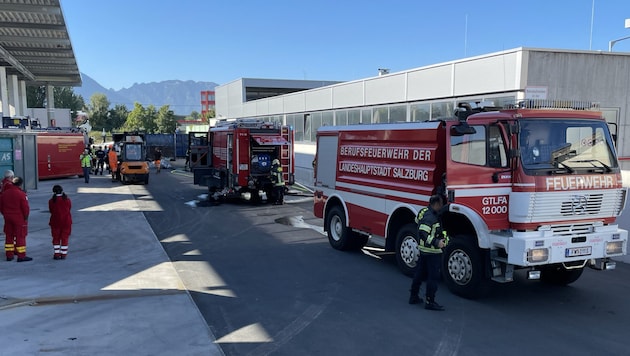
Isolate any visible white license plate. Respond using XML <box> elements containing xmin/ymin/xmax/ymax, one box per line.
<box><xmin>565</xmin><ymin>246</ymin><xmax>592</xmax><ymax>257</ymax></box>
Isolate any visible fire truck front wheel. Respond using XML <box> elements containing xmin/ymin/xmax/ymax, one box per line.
<box><xmin>395</xmin><ymin>223</ymin><xmax>419</xmax><ymax>276</ymax></box>
<box><xmin>326</xmin><ymin>206</ymin><xmax>366</xmax><ymax>251</ymax></box>
<box><xmin>442</xmin><ymin>236</ymin><xmax>488</xmax><ymax>299</ymax></box>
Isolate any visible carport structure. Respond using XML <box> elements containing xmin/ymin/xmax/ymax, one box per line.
<box><xmin>0</xmin><ymin>0</ymin><xmax>80</xmax><ymax>125</ymax></box>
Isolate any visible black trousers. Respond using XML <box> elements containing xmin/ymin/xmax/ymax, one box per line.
<box><xmin>410</xmin><ymin>253</ymin><xmax>441</xmax><ymax>300</ymax></box>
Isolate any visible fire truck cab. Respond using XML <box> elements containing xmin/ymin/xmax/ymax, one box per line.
<box><xmin>314</xmin><ymin>100</ymin><xmax>627</xmax><ymax>298</ymax></box>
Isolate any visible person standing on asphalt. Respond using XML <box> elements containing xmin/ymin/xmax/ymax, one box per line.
<box><xmin>49</xmin><ymin>184</ymin><xmax>72</xmax><ymax>260</ymax></box>
<box><xmin>0</xmin><ymin>177</ymin><xmax>32</xmax><ymax>262</ymax></box>
<box><xmin>270</xmin><ymin>159</ymin><xmax>284</xmax><ymax>205</ymax></box>
<box><xmin>108</xmin><ymin>145</ymin><xmax>119</xmax><ymax>181</ymax></box>
<box><xmin>154</xmin><ymin>147</ymin><xmax>162</xmax><ymax>174</ymax></box>
<box><xmin>80</xmin><ymin>148</ymin><xmax>92</xmax><ymax>183</ymax></box>
<box><xmin>95</xmin><ymin>146</ymin><xmax>106</xmax><ymax>175</ymax></box>
<box><xmin>409</xmin><ymin>194</ymin><xmax>448</xmax><ymax>311</ymax></box>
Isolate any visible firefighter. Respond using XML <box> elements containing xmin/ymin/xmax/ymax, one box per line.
<box><xmin>95</xmin><ymin>146</ymin><xmax>106</xmax><ymax>175</ymax></box>
<box><xmin>154</xmin><ymin>147</ymin><xmax>163</xmax><ymax>174</ymax></box>
<box><xmin>270</xmin><ymin>159</ymin><xmax>284</xmax><ymax>205</ymax></box>
<box><xmin>0</xmin><ymin>177</ymin><xmax>32</xmax><ymax>262</ymax></box>
<box><xmin>1</xmin><ymin>169</ymin><xmax>14</xmax><ymax>193</ymax></box>
<box><xmin>108</xmin><ymin>145</ymin><xmax>118</xmax><ymax>182</ymax></box>
<box><xmin>409</xmin><ymin>194</ymin><xmax>449</xmax><ymax>311</ymax></box>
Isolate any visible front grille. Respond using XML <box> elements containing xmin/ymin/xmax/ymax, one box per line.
<box><xmin>549</xmin><ymin>223</ymin><xmax>594</xmax><ymax>236</ymax></box>
<box><xmin>525</xmin><ymin>189</ymin><xmax>624</xmax><ymax>222</ymax></box>
<box><xmin>560</xmin><ymin>193</ymin><xmax>603</xmax><ymax>216</ymax></box>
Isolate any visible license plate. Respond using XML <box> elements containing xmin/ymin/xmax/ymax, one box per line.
<box><xmin>565</xmin><ymin>246</ymin><xmax>592</xmax><ymax>257</ymax></box>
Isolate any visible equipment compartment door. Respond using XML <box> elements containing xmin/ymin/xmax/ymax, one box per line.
<box><xmin>316</xmin><ymin>135</ymin><xmax>338</xmax><ymax>188</ymax></box>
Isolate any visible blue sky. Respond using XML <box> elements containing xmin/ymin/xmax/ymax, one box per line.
<box><xmin>61</xmin><ymin>0</ymin><xmax>630</xmax><ymax>91</ymax></box>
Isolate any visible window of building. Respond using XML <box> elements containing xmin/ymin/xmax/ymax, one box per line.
<box><xmin>361</xmin><ymin>109</ymin><xmax>372</xmax><ymax>124</ymax></box>
<box><xmin>431</xmin><ymin>101</ymin><xmax>454</xmax><ymax>119</ymax></box>
<box><xmin>348</xmin><ymin>109</ymin><xmax>361</xmax><ymax>125</ymax></box>
<box><xmin>336</xmin><ymin>110</ymin><xmax>348</xmax><ymax>126</ymax></box>
<box><xmin>410</xmin><ymin>103</ymin><xmax>430</xmax><ymax>121</ymax></box>
<box><xmin>309</xmin><ymin>112</ymin><xmax>322</xmax><ymax>142</ymax></box>
<box><xmin>373</xmin><ymin>107</ymin><xmax>388</xmax><ymax>123</ymax></box>
<box><xmin>390</xmin><ymin>105</ymin><xmax>407</xmax><ymax>122</ymax></box>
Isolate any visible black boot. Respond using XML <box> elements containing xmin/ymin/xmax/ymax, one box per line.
<box><xmin>425</xmin><ymin>297</ymin><xmax>444</xmax><ymax>311</ymax></box>
<box><xmin>408</xmin><ymin>290</ymin><xmax>423</xmax><ymax>305</ymax></box>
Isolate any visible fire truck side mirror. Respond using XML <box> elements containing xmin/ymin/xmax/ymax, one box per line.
<box><xmin>451</xmin><ymin>123</ymin><xmax>477</xmax><ymax>136</ymax></box>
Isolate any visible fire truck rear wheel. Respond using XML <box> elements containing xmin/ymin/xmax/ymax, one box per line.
<box><xmin>395</xmin><ymin>223</ymin><xmax>419</xmax><ymax>276</ymax></box>
<box><xmin>326</xmin><ymin>206</ymin><xmax>365</xmax><ymax>251</ymax></box>
<box><xmin>540</xmin><ymin>264</ymin><xmax>584</xmax><ymax>285</ymax></box>
<box><xmin>442</xmin><ymin>236</ymin><xmax>487</xmax><ymax>299</ymax></box>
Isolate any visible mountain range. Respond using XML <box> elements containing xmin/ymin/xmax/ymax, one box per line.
<box><xmin>73</xmin><ymin>72</ymin><xmax>218</xmax><ymax>116</ymax></box>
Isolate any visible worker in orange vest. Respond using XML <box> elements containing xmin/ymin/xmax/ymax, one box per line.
<box><xmin>108</xmin><ymin>145</ymin><xmax>119</xmax><ymax>182</ymax></box>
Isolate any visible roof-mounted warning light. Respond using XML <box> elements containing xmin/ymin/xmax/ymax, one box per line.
<box><xmin>513</xmin><ymin>99</ymin><xmax>600</xmax><ymax>110</ymax></box>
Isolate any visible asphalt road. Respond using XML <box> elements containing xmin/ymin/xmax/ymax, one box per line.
<box><xmin>134</xmin><ymin>168</ymin><xmax>630</xmax><ymax>356</ymax></box>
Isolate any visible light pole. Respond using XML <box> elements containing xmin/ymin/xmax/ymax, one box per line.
<box><xmin>609</xmin><ymin>18</ymin><xmax>630</xmax><ymax>52</ymax></box>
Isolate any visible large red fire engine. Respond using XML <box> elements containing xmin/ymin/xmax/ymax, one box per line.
<box><xmin>313</xmin><ymin>100</ymin><xmax>628</xmax><ymax>298</ymax></box>
<box><xmin>193</xmin><ymin>118</ymin><xmax>294</xmax><ymax>202</ymax></box>
<box><xmin>34</xmin><ymin>127</ymin><xmax>90</xmax><ymax>180</ymax></box>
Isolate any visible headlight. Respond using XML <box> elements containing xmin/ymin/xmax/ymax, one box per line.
<box><xmin>527</xmin><ymin>248</ymin><xmax>549</xmax><ymax>262</ymax></box>
<box><xmin>606</xmin><ymin>241</ymin><xmax>624</xmax><ymax>255</ymax></box>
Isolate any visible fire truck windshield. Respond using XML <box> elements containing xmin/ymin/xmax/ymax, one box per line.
<box><xmin>519</xmin><ymin>119</ymin><xmax>618</xmax><ymax>174</ymax></box>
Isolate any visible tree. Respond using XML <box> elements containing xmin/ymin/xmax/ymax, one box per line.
<box><xmin>107</xmin><ymin>104</ymin><xmax>129</xmax><ymax>132</ymax></box>
<box><xmin>123</xmin><ymin>102</ymin><xmax>145</xmax><ymax>131</ymax></box>
<box><xmin>156</xmin><ymin>105</ymin><xmax>177</xmax><ymax>133</ymax></box>
<box><xmin>201</xmin><ymin>109</ymin><xmax>215</xmax><ymax>123</ymax></box>
<box><xmin>143</xmin><ymin>105</ymin><xmax>158</xmax><ymax>133</ymax></box>
<box><xmin>87</xmin><ymin>93</ymin><xmax>110</xmax><ymax>130</ymax></box>
<box><xmin>26</xmin><ymin>86</ymin><xmax>85</xmax><ymax>115</ymax></box>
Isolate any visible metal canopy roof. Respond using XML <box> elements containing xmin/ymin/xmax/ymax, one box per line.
<box><xmin>0</xmin><ymin>0</ymin><xmax>81</xmax><ymax>87</ymax></box>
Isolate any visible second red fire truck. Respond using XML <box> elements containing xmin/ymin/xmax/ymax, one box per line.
<box><xmin>192</xmin><ymin>118</ymin><xmax>294</xmax><ymax>203</ymax></box>
<box><xmin>313</xmin><ymin>100</ymin><xmax>627</xmax><ymax>298</ymax></box>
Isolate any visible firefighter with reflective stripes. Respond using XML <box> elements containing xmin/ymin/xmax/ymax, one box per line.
<box><xmin>409</xmin><ymin>195</ymin><xmax>449</xmax><ymax>311</ymax></box>
<box><xmin>270</xmin><ymin>159</ymin><xmax>284</xmax><ymax>205</ymax></box>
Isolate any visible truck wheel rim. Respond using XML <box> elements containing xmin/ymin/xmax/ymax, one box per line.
<box><xmin>447</xmin><ymin>250</ymin><xmax>473</xmax><ymax>285</ymax></box>
<box><xmin>330</xmin><ymin>216</ymin><xmax>342</xmax><ymax>242</ymax></box>
<box><xmin>400</xmin><ymin>236</ymin><xmax>418</xmax><ymax>268</ymax></box>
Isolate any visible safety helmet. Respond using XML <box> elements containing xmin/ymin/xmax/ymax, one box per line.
<box><xmin>272</xmin><ymin>159</ymin><xmax>280</xmax><ymax>165</ymax></box>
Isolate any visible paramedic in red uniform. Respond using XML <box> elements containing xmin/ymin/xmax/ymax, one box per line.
<box><xmin>0</xmin><ymin>177</ymin><xmax>32</xmax><ymax>262</ymax></box>
<box><xmin>49</xmin><ymin>184</ymin><xmax>72</xmax><ymax>260</ymax></box>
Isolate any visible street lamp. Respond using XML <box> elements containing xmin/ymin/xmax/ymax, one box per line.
<box><xmin>608</xmin><ymin>18</ymin><xmax>630</xmax><ymax>52</ymax></box>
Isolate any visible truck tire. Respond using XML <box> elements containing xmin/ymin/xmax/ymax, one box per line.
<box><xmin>540</xmin><ymin>264</ymin><xmax>584</xmax><ymax>285</ymax></box>
<box><xmin>327</xmin><ymin>206</ymin><xmax>364</xmax><ymax>251</ymax></box>
<box><xmin>395</xmin><ymin>223</ymin><xmax>419</xmax><ymax>276</ymax></box>
<box><xmin>442</xmin><ymin>236</ymin><xmax>488</xmax><ymax>299</ymax></box>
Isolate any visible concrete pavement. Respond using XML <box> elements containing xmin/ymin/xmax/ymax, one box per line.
<box><xmin>0</xmin><ymin>167</ymin><xmax>223</xmax><ymax>355</ymax></box>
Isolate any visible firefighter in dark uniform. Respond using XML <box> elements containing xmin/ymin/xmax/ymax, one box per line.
<box><xmin>409</xmin><ymin>194</ymin><xmax>448</xmax><ymax>310</ymax></box>
<box><xmin>270</xmin><ymin>159</ymin><xmax>284</xmax><ymax>205</ymax></box>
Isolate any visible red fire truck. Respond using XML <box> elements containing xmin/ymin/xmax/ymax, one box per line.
<box><xmin>313</xmin><ymin>100</ymin><xmax>627</xmax><ymax>298</ymax></box>
<box><xmin>36</xmin><ymin>130</ymin><xmax>88</xmax><ymax>180</ymax></box>
<box><xmin>193</xmin><ymin>118</ymin><xmax>294</xmax><ymax>202</ymax></box>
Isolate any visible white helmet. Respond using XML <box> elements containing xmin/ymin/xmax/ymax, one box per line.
<box><xmin>272</xmin><ymin>159</ymin><xmax>280</xmax><ymax>165</ymax></box>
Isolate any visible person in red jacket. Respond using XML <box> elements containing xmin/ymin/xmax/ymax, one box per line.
<box><xmin>0</xmin><ymin>177</ymin><xmax>31</xmax><ymax>262</ymax></box>
<box><xmin>49</xmin><ymin>184</ymin><xmax>72</xmax><ymax>260</ymax></box>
